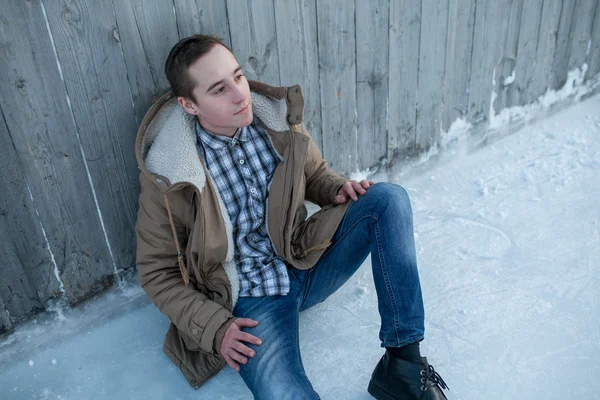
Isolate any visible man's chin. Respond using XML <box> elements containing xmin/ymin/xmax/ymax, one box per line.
<box><xmin>238</xmin><ymin>110</ymin><xmax>253</xmax><ymax>126</ymax></box>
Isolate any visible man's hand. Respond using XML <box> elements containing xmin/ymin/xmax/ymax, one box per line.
<box><xmin>220</xmin><ymin>318</ymin><xmax>262</xmax><ymax>372</ymax></box>
<box><xmin>334</xmin><ymin>180</ymin><xmax>375</xmax><ymax>204</ymax></box>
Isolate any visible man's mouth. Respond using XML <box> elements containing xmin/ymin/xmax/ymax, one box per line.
<box><xmin>235</xmin><ymin>102</ymin><xmax>250</xmax><ymax>115</ymax></box>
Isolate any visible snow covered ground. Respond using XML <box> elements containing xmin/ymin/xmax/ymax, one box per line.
<box><xmin>1</xmin><ymin>91</ymin><xmax>599</xmax><ymax>399</ymax></box>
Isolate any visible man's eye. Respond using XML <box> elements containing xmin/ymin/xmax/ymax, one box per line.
<box><xmin>215</xmin><ymin>87</ymin><xmax>225</xmax><ymax>94</ymax></box>
<box><xmin>235</xmin><ymin>74</ymin><xmax>244</xmax><ymax>81</ymax></box>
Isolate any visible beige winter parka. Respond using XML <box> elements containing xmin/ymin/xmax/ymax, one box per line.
<box><xmin>135</xmin><ymin>81</ymin><xmax>350</xmax><ymax>388</ymax></box>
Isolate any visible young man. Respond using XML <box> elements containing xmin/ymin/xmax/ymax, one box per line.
<box><xmin>135</xmin><ymin>35</ymin><xmax>448</xmax><ymax>400</ymax></box>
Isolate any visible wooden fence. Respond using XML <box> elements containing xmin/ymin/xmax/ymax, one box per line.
<box><xmin>1</xmin><ymin>0</ymin><xmax>599</xmax><ymax>332</ymax></box>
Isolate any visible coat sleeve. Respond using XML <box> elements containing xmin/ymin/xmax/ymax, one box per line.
<box><xmin>294</xmin><ymin>123</ymin><xmax>348</xmax><ymax>207</ymax></box>
<box><xmin>135</xmin><ymin>175</ymin><xmax>235</xmax><ymax>355</ymax></box>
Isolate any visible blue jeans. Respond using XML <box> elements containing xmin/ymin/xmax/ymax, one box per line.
<box><xmin>233</xmin><ymin>182</ymin><xmax>425</xmax><ymax>399</ymax></box>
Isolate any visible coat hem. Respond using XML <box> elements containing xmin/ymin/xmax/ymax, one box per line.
<box><xmin>162</xmin><ymin>341</ymin><xmax>226</xmax><ymax>389</ymax></box>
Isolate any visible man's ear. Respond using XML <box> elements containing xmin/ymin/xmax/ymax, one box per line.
<box><xmin>177</xmin><ymin>96</ymin><xmax>199</xmax><ymax>115</ymax></box>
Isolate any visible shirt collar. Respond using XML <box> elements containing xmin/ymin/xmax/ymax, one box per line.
<box><xmin>195</xmin><ymin>121</ymin><xmax>250</xmax><ymax>150</ymax></box>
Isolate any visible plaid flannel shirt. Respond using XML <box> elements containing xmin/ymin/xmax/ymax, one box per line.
<box><xmin>196</xmin><ymin>120</ymin><xmax>290</xmax><ymax>297</ymax></box>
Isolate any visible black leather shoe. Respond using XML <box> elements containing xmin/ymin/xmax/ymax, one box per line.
<box><xmin>368</xmin><ymin>350</ymin><xmax>449</xmax><ymax>400</ymax></box>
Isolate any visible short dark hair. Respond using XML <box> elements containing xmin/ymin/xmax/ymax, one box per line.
<box><xmin>164</xmin><ymin>34</ymin><xmax>230</xmax><ymax>102</ymax></box>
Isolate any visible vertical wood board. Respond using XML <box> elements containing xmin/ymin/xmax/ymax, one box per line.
<box><xmin>356</xmin><ymin>0</ymin><xmax>389</xmax><ymax>168</ymax></box>
<box><xmin>552</xmin><ymin>0</ymin><xmax>576</xmax><ymax>89</ymax></box>
<box><xmin>567</xmin><ymin>0</ymin><xmax>598</xmax><ymax>71</ymax></box>
<box><xmin>274</xmin><ymin>0</ymin><xmax>323</xmax><ymax>151</ymax></box>
<box><xmin>415</xmin><ymin>0</ymin><xmax>449</xmax><ymax>150</ymax></box>
<box><xmin>492</xmin><ymin>0</ymin><xmax>523</xmax><ymax>113</ymax></box>
<box><xmin>0</xmin><ymin>296</ymin><xmax>13</xmax><ymax>333</ymax></box>
<box><xmin>388</xmin><ymin>0</ymin><xmax>421</xmax><ymax>161</ymax></box>
<box><xmin>530</xmin><ymin>0</ymin><xmax>564</xmax><ymax>101</ymax></box>
<box><xmin>0</xmin><ymin>107</ymin><xmax>53</xmax><ymax>319</ymax></box>
<box><xmin>0</xmin><ymin>0</ymin><xmax>114</xmax><ymax>303</ymax></box>
<box><xmin>443</xmin><ymin>0</ymin><xmax>476</xmax><ymax>133</ymax></box>
<box><xmin>316</xmin><ymin>0</ymin><xmax>357</xmax><ymax>175</ymax></box>
<box><xmin>44</xmin><ymin>0</ymin><xmax>140</xmax><ymax>273</ymax></box>
<box><xmin>507</xmin><ymin>1</ymin><xmax>544</xmax><ymax>107</ymax></box>
<box><xmin>113</xmin><ymin>0</ymin><xmax>179</xmax><ymax>125</ymax></box>
<box><xmin>226</xmin><ymin>0</ymin><xmax>281</xmax><ymax>85</ymax></box>
<box><xmin>174</xmin><ymin>0</ymin><xmax>232</xmax><ymax>47</ymax></box>
<box><xmin>587</xmin><ymin>0</ymin><xmax>600</xmax><ymax>78</ymax></box>
<box><xmin>468</xmin><ymin>0</ymin><xmax>513</xmax><ymax>124</ymax></box>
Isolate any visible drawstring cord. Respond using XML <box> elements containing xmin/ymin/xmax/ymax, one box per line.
<box><xmin>300</xmin><ymin>239</ymin><xmax>332</xmax><ymax>258</ymax></box>
<box><xmin>164</xmin><ymin>194</ymin><xmax>190</xmax><ymax>285</ymax></box>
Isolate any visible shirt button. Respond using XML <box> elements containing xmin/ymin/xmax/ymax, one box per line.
<box><xmin>239</xmin><ymin>159</ymin><xmax>245</xmax><ymax>164</ymax></box>
<box><xmin>250</xmin><ymin>188</ymin><xmax>257</xmax><ymax>194</ymax></box>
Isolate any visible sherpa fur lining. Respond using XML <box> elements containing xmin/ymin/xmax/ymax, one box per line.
<box><xmin>142</xmin><ymin>92</ymin><xmax>291</xmax><ymax>309</ymax></box>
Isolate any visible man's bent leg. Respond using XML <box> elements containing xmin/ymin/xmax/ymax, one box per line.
<box><xmin>297</xmin><ymin>183</ymin><xmax>449</xmax><ymax>399</ymax></box>
<box><xmin>233</xmin><ymin>273</ymin><xmax>319</xmax><ymax>400</ymax></box>
<box><xmin>299</xmin><ymin>182</ymin><xmax>425</xmax><ymax>348</ymax></box>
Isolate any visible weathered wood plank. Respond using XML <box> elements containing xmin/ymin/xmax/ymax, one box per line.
<box><xmin>468</xmin><ymin>0</ymin><xmax>513</xmax><ymax>124</ymax></box>
<box><xmin>415</xmin><ymin>0</ymin><xmax>448</xmax><ymax>150</ymax></box>
<box><xmin>530</xmin><ymin>0</ymin><xmax>563</xmax><ymax>100</ymax></box>
<box><xmin>274</xmin><ymin>0</ymin><xmax>323</xmax><ymax>151</ymax></box>
<box><xmin>174</xmin><ymin>0</ymin><xmax>232</xmax><ymax>47</ymax></box>
<box><xmin>113</xmin><ymin>0</ymin><xmax>179</xmax><ymax>125</ymax></box>
<box><xmin>567</xmin><ymin>0</ymin><xmax>598</xmax><ymax>71</ymax></box>
<box><xmin>356</xmin><ymin>0</ymin><xmax>389</xmax><ymax>169</ymax></box>
<box><xmin>507</xmin><ymin>0</ymin><xmax>544</xmax><ymax>107</ymax></box>
<box><xmin>552</xmin><ymin>0</ymin><xmax>576</xmax><ymax>89</ymax></box>
<box><xmin>226</xmin><ymin>0</ymin><xmax>281</xmax><ymax>85</ymax></box>
<box><xmin>388</xmin><ymin>0</ymin><xmax>421</xmax><ymax>162</ymax></box>
<box><xmin>316</xmin><ymin>0</ymin><xmax>357</xmax><ymax>175</ymax></box>
<box><xmin>0</xmin><ymin>107</ymin><xmax>53</xmax><ymax>320</ymax></box>
<box><xmin>0</xmin><ymin>0</ymin><xmax>114</xmax><ymax>303</ymax></box>
<box><xmin>0</xmin><ymin>297</ymin><xmax>13</xmax><ymax>333</ymax></box>
<box><xmin>492</xmin><ymin>0</ymin><xmax>523</xmax><ymax>113</ymax></box>
<box><xmin>44</xmin><ymin>0</ymin><xmax>139</xmax><ymax>274</ymax></box>
<box><xmin>587</xmin><ymin>0</ymin><xmax>600</xmax><ymax>79</ymax></box>
<box><xmin>443</xmin><ymin>0</ymin><xmax>476</xmax><ymax>133</ymax></box>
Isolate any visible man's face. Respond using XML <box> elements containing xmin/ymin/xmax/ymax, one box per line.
<box><xmin>178</xmin><ymin>44</ymin><xmax>252</xmax><ymax>137</ymax></box>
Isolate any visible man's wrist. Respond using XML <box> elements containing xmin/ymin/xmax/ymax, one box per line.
<box><xmin>213</xmin><ymin>317</ymin><xmax>237</xmax><ymax>355</ymax></box>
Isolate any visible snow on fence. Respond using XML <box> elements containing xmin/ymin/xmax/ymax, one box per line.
<box><xmin>0</xmin><ymin>0</ymin><xmax>599</xmax><ymax>332</ymax></box>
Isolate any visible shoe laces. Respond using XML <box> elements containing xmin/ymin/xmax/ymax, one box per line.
<box><xmin>419</xmin><ymin>364</ymin><xmax>449</xmax><ymax>398</ymax></box>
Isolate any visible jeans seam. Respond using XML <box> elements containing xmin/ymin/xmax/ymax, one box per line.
<box><xmin>294</xmin><ymin>293</ymin><xmax>309</xmax><ymax>382</ymax></box>
<box><xmin>374</xmin><ymin>219</ymin><xmax>401</xmax><ymax>345</ymax></box>
<box><xmin>319</xmin><ymin>212</ymin><xmax>378</xmax><ymax>260</ymax></box>
<box><xmin>300</xmin><ymin>213</ymin><xmax>378</xmax><ymax>309</ymax></box>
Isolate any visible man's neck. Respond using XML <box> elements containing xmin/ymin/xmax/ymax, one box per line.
<box><xmin>196</xmin><ymin>117</ymin><xmax>238</xmax><ymax>138</ymax></box>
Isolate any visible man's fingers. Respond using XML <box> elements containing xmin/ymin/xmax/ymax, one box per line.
<box><xmin>233</xmin><ymin>341</ymin><xmax>256</xmax><ymax>358</ymax></box>
<box><xmin>224</xmin><ymin>354</ymin><xmax>240</xmax><ymax>372</ymax></box>
<box><xmin>344</xmin><ymin>181</ymin><xmax>359</xmax><ymax>201</ymax></box>
<box><xmin>360</xmin><ymin>180</ymin><xmax>371</xmax><ymax>189</ymax></box>
<box><xmin>229</xmin><ymin>350</ymin><xmax>249</xmax><ymax>365</ymax></box>
<box><xmin>352</xmin><ymin>181</ymin><xmax>367</xmax><ymax>195</ymax></box>
<box><xmin>236</xmin><ymin>331</ymin><xmax>263</xmax><ymax>345</ymax></box>
<box><xmin>335</xmin><ymin>194</ymin><xmax>347</xmax><ymax>204</ymax></box>
<box><xmin>235</xmin><ymin>318</ymin><xmax>259</xmax><ymax>328</ymax></box>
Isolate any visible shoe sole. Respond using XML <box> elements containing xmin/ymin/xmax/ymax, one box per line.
<box><xmin>367</xmin><ymin>380</ymin><xmax>398</xmax><ymax>400</ymax></box>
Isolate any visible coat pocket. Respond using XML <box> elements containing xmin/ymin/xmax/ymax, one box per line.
<box><xmin>291</xmin><ymin>204</ymin><xmax>334</xmax><ymax>259</ymax></box>
<box><xmin>180</xmin><ymin>330</ymin><xmax>202</xmax><ymax>352</ymax></box>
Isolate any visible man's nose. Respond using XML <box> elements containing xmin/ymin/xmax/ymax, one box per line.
<box><xmin>232</xmin><ymin>86</ymin><xmax>246</xmax><ymax>103</ymax></box>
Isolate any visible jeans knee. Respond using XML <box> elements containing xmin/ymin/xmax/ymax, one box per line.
<box><xmin>368</xmin><ymin>183</ymin><xmax>412</xmax><ymax>215</ymax></box>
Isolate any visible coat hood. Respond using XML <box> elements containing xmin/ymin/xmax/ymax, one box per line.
<box><xmin>135</xmin><ymin>80</ymin><xmax>304</xmax><ymax>192</ymax></box>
